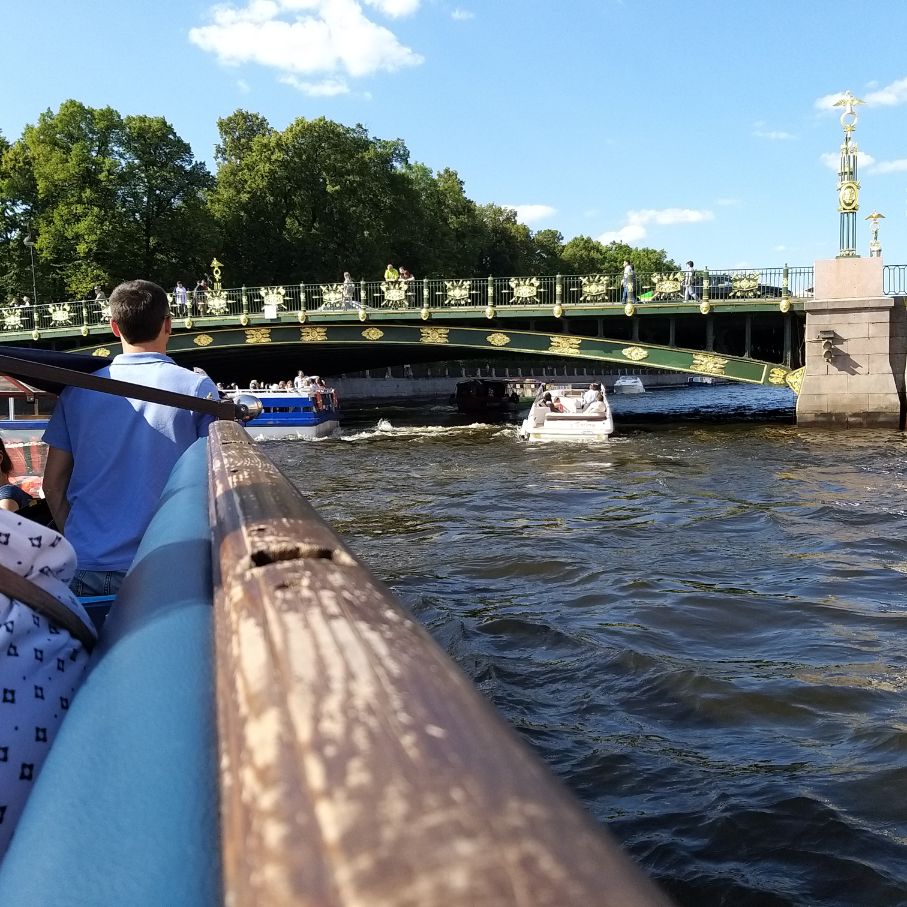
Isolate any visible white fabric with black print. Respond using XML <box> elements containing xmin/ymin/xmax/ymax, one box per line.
<box><xmin>0</xmin><ymin>509</ymin><xmax>95</xmax><ymax>858</ymax></box>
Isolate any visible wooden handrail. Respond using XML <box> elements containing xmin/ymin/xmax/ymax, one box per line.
<box><xmin>208</xmin><ymin>421</ymin><xmax>671</xmax><ymax>906</ymax></box>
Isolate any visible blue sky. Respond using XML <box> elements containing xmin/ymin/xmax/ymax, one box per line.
<box><xmin>3</xmin><ymin>0</ymin><xmax>906</xmax><ymax>272</ymax></box>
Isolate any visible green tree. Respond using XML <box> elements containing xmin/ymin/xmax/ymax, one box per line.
<box><xmin>0</xmin><ymin>132</ymin><xmax>33</xmax><ymax>303</ymax></box>
<box><xmin>561</xmin><ymin>235</ymin><xmax>606</xmax><ymax>274</ymax></box>
<box><xmin>211</xmin><ymin>112</ymin><xmax>414</xmax><ymax>284</ymax></box>
<box><xmin>5</xmin><ymin>101</ymin><xmax>214</xmax><ymax>300</ymax></box>
<box><xmin>118</xmin><ymin>115</ymin><xmax>215</xmax><ymax>286</ymax></box>
<box><xmin>474</xmin><ymin>204</ymin><xmax>533</xmax><ymax>275</ymax></box>
<box><xmin>531</xmin><ymin>228</ymin><xmax>565</xmax><ymax>274</ymax></box>
<box><xmin>395</xmin><ymin>165</ymin><xmax>483</xmax><ymax>276</ymax></box>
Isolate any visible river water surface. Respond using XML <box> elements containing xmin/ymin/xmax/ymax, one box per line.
<box><xmin>264</xmin><ymin>384</ymin><xmax>907</xmax><ymax>906</ymax></box>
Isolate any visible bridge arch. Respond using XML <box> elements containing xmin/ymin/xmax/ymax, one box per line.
<box><xmin>74</xmin><ymin>324</ymin><xmax>803</xmax><ymax>391</ymax></box>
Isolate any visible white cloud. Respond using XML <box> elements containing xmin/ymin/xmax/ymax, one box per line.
<box><xmin>816</xmin><ymin>78</ymin><xmax>907</xmax><ymax>112</ymax></box>
<box><xmin>814</xmin><ymin>91</ymin><xmax>847</xmax><ymax>112</ymax></box>
<box><xmin>715</xmin><ymin>197</ymin><xmax>739</xmax><ymax>207</ymax></box>
<box><xmin>627</xmin><ymin>208</ymin><xmax>713</xmax><ymax>226</ymax></box>
<box><xmin>451</xmin><ymin>7</ymin><xmax>474</xmax><ymax>20</ymax></box>
<box><xmin>505</xmin><ymin>204</ymin><xmax>556</xmax><ymax>224</ymax></box>
<box><xmin>596</xmin><ymin>208</ymin><xmax>713</xmax><ymax>246</ymax></box>
<box><xmin>871</xmin><ymin>158</ymin><xmax>907</xmax><ymax>174</ymax></box>
<box><xmin>279</xmin><ymin>74</ymin><xmax>351</xmax><ymax>95</ymax></box>
<box><xmin>364</xmin><ymin>0</ymin><xmax>421</xmax><ymax>15</ymax></box>
<box><xmin>753</xmin><ymin>127</ymin><xmax>796</xmax><ymax>140</ymax></box>
<box><xmin>597</xmin><ymin>223</ymin><xmax>647</xmax><ymax>244</ymax></box>
<box><xmin>189</xmin><ymin>0</ymin><xmax>424</xmax><ymax>87</ymax></box>
<box><xmin>865</xmin><ymin>77</ymin><xmax>907</xmax><ymax>106</ymax></box>
<box><xmin>820</xmin><ymin>151</ymin><xmax>876</xmax><ymax>170</ymax></box>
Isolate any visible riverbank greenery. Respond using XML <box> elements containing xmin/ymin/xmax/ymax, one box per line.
<box><xmin>0</xmin><ymin>101</ymin><xmax>677</xmax><ymax>302</ymax></box>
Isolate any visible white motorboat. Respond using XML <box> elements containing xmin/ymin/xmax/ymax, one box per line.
<box><xmin>612</xmin><ymin>376</ymin><xmax>645</xmax><ymax>394</ymax></box>
<box><xmin>517</xmin><ymin>384</ymin><xmax>614</xmax><ymax>442</ymax></box>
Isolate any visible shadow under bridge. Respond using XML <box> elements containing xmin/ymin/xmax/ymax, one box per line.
<box><xmin>74</xmin><ymin>324</ymin><xmax>804</xmax><ymax>390</ymax></box>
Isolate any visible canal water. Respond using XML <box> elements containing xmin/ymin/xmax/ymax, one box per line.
<box><xmin>264</xmin><ymin>384</ymin><xmax>907</xmax><ymax>907</ymax></box>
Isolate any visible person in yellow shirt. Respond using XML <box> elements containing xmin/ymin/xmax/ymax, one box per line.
<box><xmin>384</xmin><ymin>263</ymin><xmax>399</xmax><ymax>281</ymax></box>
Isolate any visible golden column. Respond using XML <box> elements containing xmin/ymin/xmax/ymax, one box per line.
<box><xmin>833</xmin><ymin>91</ymin><xmax>864</xmax><ymax>258</ymax></box>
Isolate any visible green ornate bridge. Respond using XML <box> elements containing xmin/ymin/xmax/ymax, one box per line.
<box><xmin>1</xmin><ymin>264</ymin><xmax>826</xmax><ymax>390</ymax></box>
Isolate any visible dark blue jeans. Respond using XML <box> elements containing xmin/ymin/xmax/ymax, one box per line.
<box><xmin>70</xmin><ymin>569</ymin><xmax>125</xmax><ymax>631</ymax></box>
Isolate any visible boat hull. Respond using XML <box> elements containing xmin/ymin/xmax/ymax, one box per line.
<box><xmin>233</xmin><ymin>389</ymin><xmax>341</xmax><ymax>441</ymax></box>
<box><xmin>518</xmin><ymin>383</ymin><xmax>614</xmax><ymax>442</ymax></box>
<box><xmin>244</xmin><ymin>419</ymin><xmax>340</xmax><ymax>440</ymax></box>
<box><xmin>613</xmin><ymin>377</ymin><xmax>645</xmax><ymax>394</ymax></box>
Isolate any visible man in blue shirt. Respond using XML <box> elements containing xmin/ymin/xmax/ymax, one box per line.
<box><xmin>43</xmin><ymin>280</ymin><xmax>218</xmax><ymax>624</ymax></box>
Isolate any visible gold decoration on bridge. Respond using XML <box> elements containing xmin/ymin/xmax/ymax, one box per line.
<box><xmin>206</xmin><ymin>294</ymin><xmax>229</xmax><ymax>316</ymax></box>
<box><xmin>301</xmin><ymin>327</ymin><xmax>328</xmax><ymax>343</ymax></box>
<box><xmin>92</xmin><ymin>348</ymin><xmax>110</xmax><ymax>357</ymax></box>
<box><xmin>509</xmin><ymin>276</ymin><xmax>541</xmax><ymax>303</ymax></box>
<box><xmin>621</xmin><ymin>346</ymin><xmax>649</xmax><ymax>361</ymax></box>
<box><xmin>420</xmin><ymin>327</ymin><xmax>449</xmax><ymax>344</ymax></box>
<box><xmin>485</xmin><ymin>305</ymin><xmax>495</xmax><ymax>320</ymax></box>
<box><xmin>653</xmin><ymin>272</ymin><xmax>683</xmax><ymax>299</ymax></box>
<box><xmin>319</xmin><ymin>284</ymin><xmax>344</xmax><ymax>308</ymax></box>
<box><xmin>785</xmin><ymin>367</ymin><xmax>805</xmax><ymax>395</ymax></box>
<box><xmin>381</xmin><ymin>281</ymin><xmax>408</xmax><ymax>307</ymax></box>
<box><xmin>779</xmin><ymin>298</ymin><xmax>791</xmax><ymax>313</ymax></box>
<box><xmin>48</xmin><ymin>303</ymin><xmax>74</xmax><ymax>326</ymax></box>
<box><xmin>548</xmin><ymin>335</ymin><xmax>582</xmax><ymax>356</ymax></box>
<box><xmin>97</xmin><ymin>300</ymin><xmax>112</xmax><ymax>321</ymax></box>
<box><xmin>362</xmin><ymin>328</ymin><xmax>384</xmax><ymax>341</ymax></box>
<box><xmin>553</xmin><ymin>303</ymin><xmax>564</xmax><ymax>318</ymax></box>
<box><xmin>358</xmin><ymin>308</ymin><xmax>368</xmax><ymax>322</ymax></box>
<box><xmin>624</xmin><ymin>302</ymin><xmax>636</xmax><ymax>316</ymax></box>
<box><xmin>193</xmin><ymin>334</ymin><xmax>214</xmax><ymax>347</ymax></box>
<box><xmin>768</xmin><ymin>367</ymin><xmax>788</xmax><ymax>385</ymax></box>
<box><xmin>729</xmin><ymin>272</ymin><xmax>760</xmax><ymax>297</ymax></box>
<box><xmin>441</xmin><ymin>279</ymin><xmax>472</xmax><ymax>305</ymax></box>
<box><xmin>578</xmin><ymin>275</ymin><xmax>610</xmax><ymax>303</ymax></box>
<box><xmin>699</xmin><ymin>300</ymin><xmax>711</xmax><ymax>314</ymax></box>
<box><xmin>260</xmin><ymin>286</ymin><xmax>287</xmax><ymax>310</ymax></box>
<box><xmin>244</xmin><ymin>328</ymin><xmax>271</xmax><ymax>344</ymax></box>
<box><xmin>486</xmin><ymin>332</ymin><xmax>511</xmax><ymax>347</ymax></box>
<box><xmin>420</xmin><ymin>306</ymin><xmax>430</xmax><ymax>321</ymax></box>
<box><xmin>0</xmin><ymin>308</ymin><xmax>23</xmax><ymax>331</ymax></box>
<box><xmin>691</xmin><ymin>353</ymin><xmax>728</xmax><ymax>375</ymax></box>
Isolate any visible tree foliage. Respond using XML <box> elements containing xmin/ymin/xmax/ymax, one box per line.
<box><xmin>0</xmin><ymin>101</ymin><xmax>676</xmax><ymax>302</ymax></box>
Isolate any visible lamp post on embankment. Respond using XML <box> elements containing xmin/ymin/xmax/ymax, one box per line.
<box><xmin>796</xmin><ymin>91</ymin><xmax>907</xmax><ymax>430</ymax></box>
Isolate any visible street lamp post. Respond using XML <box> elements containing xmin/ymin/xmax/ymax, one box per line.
<box><xmin>23</xmin><ymin>234</ymin><xmax>38</xmax><ymax>305</ymax></box>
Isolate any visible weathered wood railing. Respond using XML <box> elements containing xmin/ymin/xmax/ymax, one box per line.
<box><xmin>208</xmin><ymin>420</ymin><xmax>671</xmax><ymax>906</ymax></box>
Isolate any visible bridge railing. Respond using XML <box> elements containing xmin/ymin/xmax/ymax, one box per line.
<box><xmin>2</xmin><ymin>266</ymin><xmax>815</xmax><ymax>336</ymax></box>
<box><xmin>883</xmin><ymin>264</ymin><xmax>906</xmax><ymax>296</ymax></box>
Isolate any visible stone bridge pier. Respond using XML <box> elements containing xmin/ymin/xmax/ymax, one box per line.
<box><xmin>797</xmin><ymin>258</ymin><xmax>906</xmax><ymax>429</ymax></box>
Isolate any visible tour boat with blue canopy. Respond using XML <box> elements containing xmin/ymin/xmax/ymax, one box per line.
<box><xmin>231</xmin><ymin>383</ymin><xmax>340</xmax><ymax>439</ymax></box>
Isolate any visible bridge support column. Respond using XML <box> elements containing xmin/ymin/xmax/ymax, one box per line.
<box><xmin>797</xmin><ymin>258</ymin><xmax>906</xmax><ymax>429</ymax></box>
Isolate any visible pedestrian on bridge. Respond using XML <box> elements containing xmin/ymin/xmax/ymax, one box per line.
<box><xmin>683</xmin><ymin>261</ymin><xmax>698</xmax><ymax>301</ymax></box>
<box><xmin>173</xmin><ymin>281</ymin><xmax>188</xmax><ymax>316</ymax></box>
<box><xmin>621</xmin><ymin>261</ymin><xmax>635</xmax><ymax>303</ymax></box>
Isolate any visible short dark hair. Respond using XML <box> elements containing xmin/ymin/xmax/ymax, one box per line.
<box><xmin>109</xmin><ymin>280</ymin><xmax>170</xmax><ymax>343</ymax></box>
